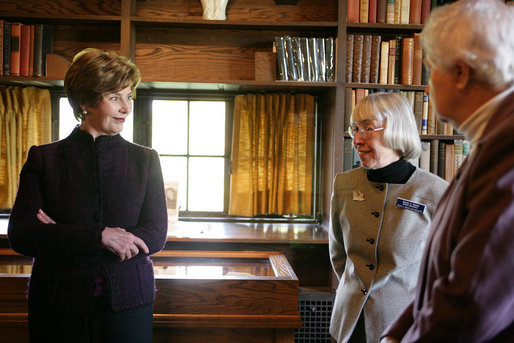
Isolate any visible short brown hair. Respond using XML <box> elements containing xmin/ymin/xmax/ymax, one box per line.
<box><xmin>64</xmin><ymin>48</ymin><xmax>141</xmax><ymax>120</ymax></box>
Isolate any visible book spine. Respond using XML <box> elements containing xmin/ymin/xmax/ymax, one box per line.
<box><xmin>325</xmin><ymin>37</ymin><xmax>335</xmax><ymax>82</ymax></box>
<box><xmin>308</xmin><ymin>37</ymin><xmax>319</xmax><ymax>82</ymax></box>
<box><xmin>3</xmin><ymin>21</ymin><xmax>10</xmax><ymax>76</ymax></box>
<box><xmin>412</xmin><ymin>33</ymin><xmax>423</xmax><ymax>85</ymax></box>
<box><xmin>345</xmin><ymin>34</ymin><xmax>354</xmax><ymax>83</ymax></box>
<box><xmin>400</xmin><ymin>0</ymin><xmax>410</xmax><ymax>24</ymax></box>
<box><xmin>369</xmin><ymin>35</ymin><xmax>382</xmax><ymax>84</ymax></box>
<box><xmin>377</xmin><ymin>0</ymin><xmax>387</xmax><ymax>23</ymax></box>
<box><xmin>300</xmin><ymin>37</ymin><xmax>312</xmax><ymax>82</ymax></box>
<box><xmin>352</xmin><ymin>34</ymin><xmax>364</xmax><ymax>83</ymax></box>
<box><xmin>28</xmin><ymin>24</ymin><xmax>34</xmax><ymax>76</ymax></box>
<box><xmin>444</xmin><ymin>143</ymin><xmax>455</xmax><ymax>181</ymax></box>
<box><xmin>317</xmin><ymin>37</ymin><xmax>326</xmax><ymax>82</ymax></box>
<box><xmin>421</xmin><ymin>92</ymin><xmax>429</xmax><ymax>135</ymax></box>
<box><xmin>10</xmin><ymin>22</ymin><xmax>21</xmax><ymax>76</ymax></box>
<box><xmin>394</xmin><ymin>0</ymin><xmax>401</xmax><ymax>24</ymax></box>
<box><xmin>379</xmin><ymin>40</ymin><xmax>389</xmax><ymax>84</ymax></box>
<box><xmin>284</xmin><ymin>36</ymin><xmax>298</xmax><ymax>81</ymax></box>
<box><xmin>369</xmin><ymin>0</ymin><xmax>378</xmax><ymax>23</ymax></box>
<box><xmin>33</xmin><ymin>24</ymin><xmax>43</xmax><ymax>77</ymax></box>
<box><xmin>20</xmin><ymin>24</ymin><xmax>31</xmax><ymax>76</ymax></box>
<box><xmin>413</xmin><ymin>91</ymin><xmax>424</xmax><ymax>133</ymax></box>
<box><xmin>410</xmin><ymin>0</ymin><xmax>422</xmax><ymax>24</ymax></box>
<box><xmin>348</xmin><ymin>0</ymin><xmax>360</xmax><ymax>23</ymax></box>
<box><xmin>360</xmin><ymin>0</ymin><xmax>370</xmax><ymax>23</ymax></box>
<box><xmin>387</xmin><ymin>39</ymin><xmax>396</xmax><ymax>84</ymax></box>
<box><xmin>401</xmin><ymin>37</ymin><xmax>414</xmax><ymax>85</ymax></box>
<box><xmin>427</xmin><ymin>95</ymin><xmax>437</xmax><ymax>135</ymax></box>
<box><xmin>421</xmin><ymin>0</ymin><xmax>431</xmax><ymax>24</ymax></box>
<box><xmin>360</xmin><ymin>35</ymin><xmax>372</xmax><ymax>83</ymax></box>
<box><xmin>292</xmin><ymin>37</ymin><xmax>304</xmax><ymax>81</ymax></box>
<box><xmin>386</xmin><ymin>0</ymin><xmax>395</xmax><ymax>23</ymax></box>
<box><xmin>275</xmin><ymin>37</ymin><xmax>288</xmax><ymax>80</ymax></box>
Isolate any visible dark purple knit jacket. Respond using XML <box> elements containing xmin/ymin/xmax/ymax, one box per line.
<box><xmin>8</xmin><ymin>127</ymin><xmax>168</xmax><ymax>312</ymax></box>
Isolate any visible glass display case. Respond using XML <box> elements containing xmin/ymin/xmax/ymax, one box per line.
<box><xmin>0</xmin><ymin>249</ymin><xmax>301</xmax><ymax>343</ymax></box>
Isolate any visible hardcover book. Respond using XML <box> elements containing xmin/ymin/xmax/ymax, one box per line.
<box><xmin>412</xmin><ymin>33</ymin><xmax>423</xmax><ymax>85</ymax></box>
<box><xmin>345</xmin><ymin>34</ymin><xmax>355</xmax><ymax>83</ymax></box>
<box><xmin>379</xmin><ymin>40</ymin><xmax>389</xmax><ymax>84</ymax></box>
<box><xmin>352</xmin><ymin>34</ymin><xmax>364</xmax><ymax>83</ymax></box>
<box><xmin>369</xmin><ymin>35</ymin><xmax>382</xmax><ymax>84</ymax></box>
<box><xmin>20</xmin><ymin>24</ymin><xmax>31</xmax><ymax>77</ymax></box>
<box><xmin>3</xmin><ymin>21</ymin><xmax>10</xmax><ymax>76</ymax></box>
<box><xmin>360</xmin><ymin>35</ymin><xmax>372</xmax><ymax>83</ymax></box>
<box><xmin>401</xmin><ymin>37</ymin><xmax>414</xmax><ymax>85</ymax></box>
<box><xmin>10</xmin><ymin>22</ymin><xmax>21</xmax><ymax>76</ymax></box>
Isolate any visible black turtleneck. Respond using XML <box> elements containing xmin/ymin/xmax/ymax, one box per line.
<box><xmin>366</xmin><ymin>159</ymin><xmax>416</xmax><ymax>184</ymax></box>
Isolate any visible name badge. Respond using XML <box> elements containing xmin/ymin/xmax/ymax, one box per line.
<box><xmin>396</xmin><ymin>197</ymin><xmax>426</xmax><ymax>214</ymax></box>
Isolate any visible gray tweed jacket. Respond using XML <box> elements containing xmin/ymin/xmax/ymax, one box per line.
<box><xmin>329</xmin><ymin>167</ymin><xmax>447</xmax><ymax>343</ymax></box>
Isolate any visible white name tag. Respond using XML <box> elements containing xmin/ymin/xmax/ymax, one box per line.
<box><xmin>396</xmin><ymin>197</ymin><xmax>426</xmax><ymax>214</ymax></box>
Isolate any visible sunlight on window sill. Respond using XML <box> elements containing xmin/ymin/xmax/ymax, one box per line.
<box><xmin>166</xmin><ymin>220</ymin><xmax>328</xmax><ymax>244</ymax></box>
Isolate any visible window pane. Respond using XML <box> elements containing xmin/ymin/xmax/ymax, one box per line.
<box><xmin>188</xmin><ymin>157</ymin><xmax>224</xmax><ymax>211</ymax></box>
<box><xmin>160</xmin><ymin>156</ymin><xmax>187</xmax><ymax>212</ymax></box>
<box><xmin>59</xmin><ymin>97</ymin><xmax>133</xmax><ymax>141</ymax></box>
<box><xmin>189</xmin><ymin>101</ymin><xmax>225</xmax><ymax>155</ymax></box>
<box><xmin>59</xmin><ymin>98</ymin><xmax>80</xmax><ymax>139</ymax></box>
<box><xmin>152</xmin><ymin>100</ymin><xmax>188</xmax><ymax>154</ymax></box>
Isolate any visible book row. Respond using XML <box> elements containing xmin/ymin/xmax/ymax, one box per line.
<box><xmin>0</xmin><ymin>20</ymin><xmax>54</xmax><ymax>77</ymax></box>
<box><xmin>347</xmin><ymin>0</ymin><xmax>434</xmax><ymax>25</ymax></box>
<box><xmin>346</xmin><ymin>33</ymin><xmax>426</xmax><ymax>86</ymax></box>
<box><xmin>274</xmin><ymin>36</ymin><xmax>336</xmax><ymax>82</ymax></box>
<box><xmin>345</xmin><ymin>88</ymin><xmax>456</xmax><ymax>136</ymax></box>
<box><xmin>344</xmin><ymin>138</ymin><xmax>469</xmax><ymax>182</ymax></box>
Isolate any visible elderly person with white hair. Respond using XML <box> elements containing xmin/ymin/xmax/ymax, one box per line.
<box><xmin>381</xmin><ymin>0</ymin><xmax>514</xmax><ymax>342</ymax></box>
<box><xmin>329</xmin><ymin>92</ymin><xmax>448</xmax><ymax>343</ymax></box>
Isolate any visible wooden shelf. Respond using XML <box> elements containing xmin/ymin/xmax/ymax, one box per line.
<box><xmin>346</xmin><ymin>83</ymin><xmax>427</xmax><ymax>91</ymax></box>
<box><xmin>132</xmin><ymin>17</ymin><xmax>338</xmax><ymax>30</ymax></box>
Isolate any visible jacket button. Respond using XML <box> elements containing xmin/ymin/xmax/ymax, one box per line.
<box><xmin>371</xmin><ymin>211</ymin><xmax>379</xmax><ymax>217</ymax></box>
<box><xmin>376</xmin><ymin>185</ymin><xmax>384</xmax><ymax>191</ymax></box>
<box><xmin>361</xmin><ymin>289</ymin><xmax>368</xmax><ymax>295</ymax></box>
<box><xmin>366</xmin><ymin>264</ymin><xmax>375</xmax><ymax>270</ymax></box>
<box><xmin>366</xmin><ymin>238</ymin><xmax>375</xmax><ymax>244</ymax></box>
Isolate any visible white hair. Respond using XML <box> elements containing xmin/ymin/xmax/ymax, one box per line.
<box><xmin>351</xmin><ymin>92</ymin><xmax>421</xmax><ymax>160</ymax></box>
<box><xmin>421</xmin><ymin>0</ymin><xmax>514</xmax><ymax>90</ymax></box>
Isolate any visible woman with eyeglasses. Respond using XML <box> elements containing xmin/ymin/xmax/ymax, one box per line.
<box><xmin>328</xmin><ymin>92</ymin><xmax>448</xmax><ymax>343</ymax></box>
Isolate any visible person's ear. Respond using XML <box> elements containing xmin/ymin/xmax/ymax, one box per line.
<box><xmin>454</xmin><ymin>61</ymin><xmax>471</xmax><ymax>90</ymax></box>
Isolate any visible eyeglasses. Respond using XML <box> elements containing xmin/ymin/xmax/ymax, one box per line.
<box><xmin>348</xmin><ymin>125</ymin><xmax>385</xmax><ymax>139</ymax></box>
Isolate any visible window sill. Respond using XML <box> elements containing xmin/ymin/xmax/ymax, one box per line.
<box><xmin>167</xmin><ymin>220</ymin><xmax>328</xmax><ymax>244</ymax></box>
<box><xmin>0</xmin><ymin>217</ymin><xmax>328</xmax><ymax>244</ymax></box>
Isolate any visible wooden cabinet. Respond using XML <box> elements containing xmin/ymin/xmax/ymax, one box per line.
<box><xmin>0</xmin><ymin>249</ymin><xmax>302</xmax><ymax>343</ymax></box>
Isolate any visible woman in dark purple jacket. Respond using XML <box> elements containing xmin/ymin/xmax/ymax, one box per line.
<box><xmin>8</xmin><ymin>48</ymin><xmax>168</xmax><ymax>343</ymax></box>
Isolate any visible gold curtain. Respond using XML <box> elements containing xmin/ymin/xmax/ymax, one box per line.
<box><xmin>229</xmin><ymin>93</ymin><xmax>315</xmax><ymax>217</ymax></box>
<box><xmin>0</xmin><ymin>86</ymin><xmax>51</xmax><ymax>209</ymax></box>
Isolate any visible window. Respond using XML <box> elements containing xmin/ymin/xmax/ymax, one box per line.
<box><xmin>152</xmin><ymin>99</ymin><xmax>229</xmax><ymax>216</ymax></box>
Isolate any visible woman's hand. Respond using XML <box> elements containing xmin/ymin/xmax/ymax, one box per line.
<box><xmin>101</xmin><ymin>227</ymin><xmax>149</xmax><ymax>261</ymax></box>
<box><xmin>37</xmin><ymin>209</ymin><xmax>56</xmax><ymax>224</ymax></box>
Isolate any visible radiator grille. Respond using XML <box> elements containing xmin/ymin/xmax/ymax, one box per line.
<box><xmin>295</xmin><ymin>291</ymin><xmax>335</xmax><ymax>342</ymax></box>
